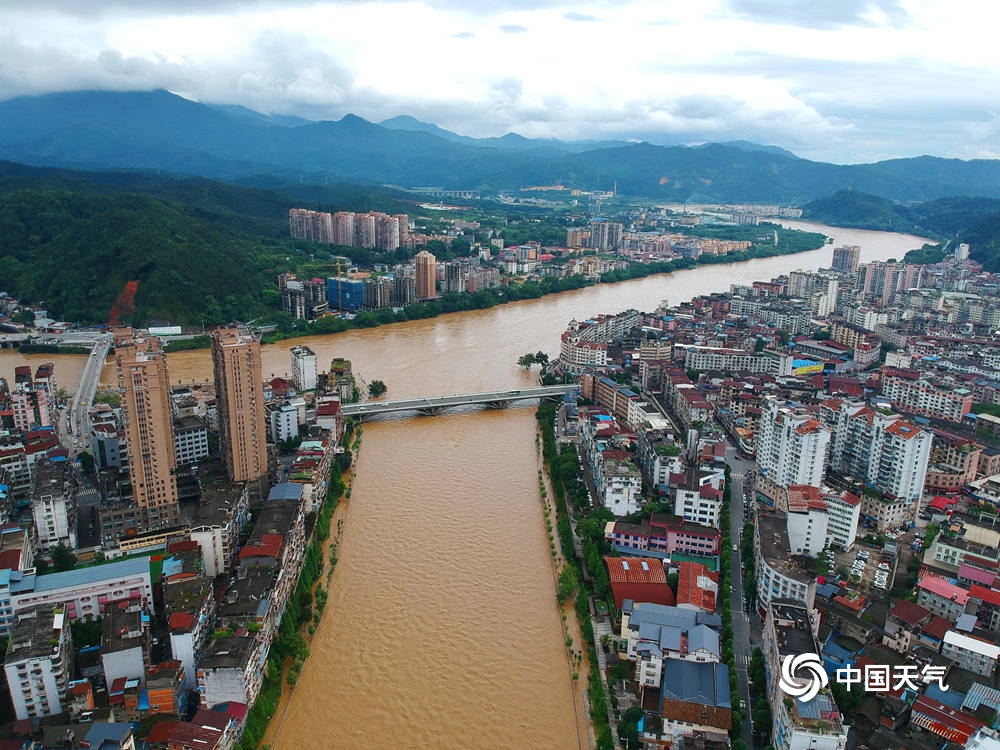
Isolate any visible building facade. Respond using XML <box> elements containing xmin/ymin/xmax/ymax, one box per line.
<box><xmin>211</xmin><ymin>327</ymin><xmax>268</xmax><ymax>484</ymax></box>
<box><xmin>415</xmin><ymin>250</ymin><xmax>437</xmax><ymax>300</ymax></box>
<box><xmin>114</xmin><ymin>328</ymin><xmax>180</xmax><ymax>530</ymax></box>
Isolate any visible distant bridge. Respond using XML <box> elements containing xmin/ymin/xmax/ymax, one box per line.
<box><xmin>340</xmin><ymin>385</ymin><xmax>577</xmax><ymax>419</ymax></box>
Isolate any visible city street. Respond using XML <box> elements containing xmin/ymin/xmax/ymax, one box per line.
<box><xmin>726</xmin><ymin>443</ymin><xmax>761</xmax><ymax>750</ymax></box>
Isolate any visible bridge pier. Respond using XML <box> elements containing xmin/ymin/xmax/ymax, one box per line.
<box><xmin>416</xmin><ymin>406</ymin><xmax>446</xmax><ymax>416</ymax></box>
<box><xmin>484</xmin><ymin>400</ymin><xmax>513</xmax><ymax>409</ymax></box>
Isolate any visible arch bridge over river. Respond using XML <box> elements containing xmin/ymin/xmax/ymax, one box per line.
<box><xmin>340</xmin><ymin>383</ymin><xmax>576</xmax><ymax>418</ymax></box>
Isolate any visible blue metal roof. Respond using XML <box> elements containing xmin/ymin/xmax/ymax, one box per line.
<box><xmin>660</xmin><ymin>661</ymin><xmax>731</xmax><ymax>708</ymax></box>
<box><xmin>11</xmin><ymin>556</ymin><xmax>151</xmax><ymax>595</ymax></box>
<box><xmin>267</xmin><ymin>483</ymin><xmax>303</xmax><ymax>502</ymax></box>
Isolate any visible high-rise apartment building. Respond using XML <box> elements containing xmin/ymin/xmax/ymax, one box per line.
<box><xmin>288</xmin><ymin>209</ymin><xmax>333</xmax><ymax>244</ymax></box>
<box><xmin>114</xmin><ymin>327</ymin><xmax>180</xmax><ymax>530</ymax></box>
<box><xmin>392</xmin><ymin>274</ymin><xmax>416</xmax><ymax>307</ymax></box>
<box><xmin>589</xmin><ymin>220</ymin><xmax>623</xmax><ymax>250</ymax></box>
<box><xmin>354</xmin><ymin>213</ymin><xmax>376</xmax><ymax>249</ymax></box>
<box><xmin>820</xmin><ymin>398</ymin><xmax>932</xmax><ymax>508</ymax></box>
<box><xmin>332</xmin><ymin>212</ymin><xmax>356</xmax><ymax>246</ymax></box>
<box><xmin>856</xmin><ymin>261</ymin><xmax>923</xmax><ymax>306</ymax></box>
<box><xmin>212</xmin><ymin>326</ymin><xmax>268</xmax><ymax>484</ymax></box>
<box><xmin>756</xmin><ymin>397</ymin><xmax>830</xmax><ymax>497</ymax></box>
<box><xmin>831</xmin><ymin>245</ymin><xmax>861</xmax><ymax>275</ymax></box>
<box><xmin>415</xmin><ymin>250</ymin><xmax>437</xmax><ymax>299</ymax></box>
<box><xmin>375</xmin><ymin>215</ymin><xmax>401</xmax><ymax>252</ymax></box>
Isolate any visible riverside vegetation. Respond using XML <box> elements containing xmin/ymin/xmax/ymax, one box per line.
<box><xmin>235</xmin><ymin>421</ymin><xmax>356</xmax><ymax>750</ymax></box>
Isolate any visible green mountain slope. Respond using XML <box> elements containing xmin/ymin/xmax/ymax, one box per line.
<box><xmin>0</xmin><ymin>163</ymin><xmax>416</xmax><ymax>325</ymax></box>
<box><xmin>3</xmin><ymin>90</ymin><xmax>1000</xmax><ymax>201</ymax></box>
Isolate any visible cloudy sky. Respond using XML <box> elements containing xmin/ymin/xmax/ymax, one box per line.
<box><xmin>1</xmin><ymin>0</ymin><xmax>998</xmax><ymax>164</ymax></box>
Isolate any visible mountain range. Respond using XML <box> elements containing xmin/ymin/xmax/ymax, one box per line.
<box><xmin>3</xmin><ymin>89</ymin><xmax>1000</xmax><ymax>203</ymax></box>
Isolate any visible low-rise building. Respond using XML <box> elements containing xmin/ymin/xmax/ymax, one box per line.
<box><xmin>656</xmin><ymin>660</ymin><xmax>732</xmax><ymax>737</ymax></box>
<box><xmin>145</xmin><ymin>660</ymin><xmax>186</xmax><ymax>717</ymax></box>
<box><xmin>101</xmin><ymin>600</ymin><xmax>150</xmax><ymax>689</ymax></box>
<box><xmin>670</xmin><ymin>469</ymin><xmax>724</xmax><ymax>528</ymax></box>
<box><xmin>174</xmin><ymin>416</ymin><xmax>209</xmax><ymax>467</ymax></box>
<box><xmin>10</xmin><ymin>555</ymin><xmax>154</xmax><ymax>621</ymax></box>
<box><xmin>604</xmin><ymin>514</ymin><xmax>721</xmax><ymax>558</ymax></box>
<box><xmin>909</xmin><ymin>694</ymin><xmax>984</xmax><ymax>745</ymax></box>
<box><xmin>754</xmin><ymin>514</ymin><xmax>817</xmax><ymax>617</ymax></box>
<box><xmin>940</xmin><ymin>630</ymin><xmax>1000</xmax><ymax>677</ymax></box>
<box><xmin>30</xmin><ymin>458</ymin><xmax>76</xmax><ymax>552</ymax></box>
<box><xmin>605</xmin><ymin>557</ymin><xmax>675</xmax><ymax>610</ymax></box>
<box><xmin>882</xmin><ymin>600</ymin><xmax>932</xmax><ymax>654</ymax></box>
<box><xmin>916</xmin><ymin>575</ymin><xmax>971</xmax><ymax>622</ymax></box>
<box><xmin>165</xmin><ymin>576</ymin><xmax>216</xmax><ymax>690</ymax></box>
<box><xmin>197</xmin><ymin>636</ymin><xmax>268</xmax><ymax>710</ymax></box>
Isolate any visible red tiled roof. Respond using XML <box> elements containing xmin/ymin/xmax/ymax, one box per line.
<box><xmin>833</xmin><ymin>593</ymin><xmax>867</xmax><ymax>612</ymax></box>
<box><xmin>168</xmin><ymin>722</ymin><xmax>223</xmax><ymax>749</ymax></box>
<box><xmin>169</xmin><ymin>612</ymin><xmax>195</xmax><ymax>632</ymax></box>
<box><xmin>794</xmin><ymin>418</ymin><xmax>821</xmax><ymax>434</ymax></box>
<box><xmin>239</xmin><ymin>534</ymin><xmax>283</xmax><ymax>561</ymax></box>
<box><xmin>146</xmin><ymin>721</ymin><xmax>178</xmax><ymax>743</ymax></box>
<box><xmin>605</xmin><ymin>557</ymin><xmax>667</xmax><ymax>584</ymax></box>
<box><xmin>918</xmin><ymin>574</ymin><xmax>970</xmax><ymax>605</ymax></box>
<box><xmin>970</xmin><ymin>584</ymin><xmax>1000</xmax><ymax>607</ymax></box>
<box><xmin>886</xmin><ymin>420</ymin><xmax>921</xmax><ymax>439</ymax></box>
<box><xmin>221</xmin><ymin>702</ymin><xmax>248</xmax><ymax>721</ymax></box>
<box><xmin>888</xmin><ymin>600</ymin><xmax>930</xmax><ymax>626</ymax></box>
<box><xmin>787</xmin><ymin>485</ymin><xmax>826</xmax><ymax>513</ymax></box>
<box><xmin>922</xmin><ymin>615</ymin><xmax>951</xmax><ymax>641</ymax></box>
<box><xmin>0</xmin><ymin>549</ymin><xmax>22</xmax><ymax>571</ymax></box>
<box><xmin>676</xmin><ymin>561</ymin><xmax>716</xmax><ymax>612</ymax></box>
<box><xmin>911</xmin><ymin>695</ymin><xmax>983</xmax><ymax>743</ymax></box>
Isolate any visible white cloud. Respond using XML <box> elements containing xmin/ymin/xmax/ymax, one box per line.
<box><xmin>0</xmin><ymin>0</ymin><xmax>997</xmax><ymax>163</ymax></box>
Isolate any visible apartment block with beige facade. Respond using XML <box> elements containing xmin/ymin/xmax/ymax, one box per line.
<box><xmin>211</xmin><ymin>326</ymin><xmax>268</xmax><ymax>484</ymax></box>
<box><xmin>114</xmin><ymin>327</ymin><xmax>180</xmax><ymax>530</ymax></box>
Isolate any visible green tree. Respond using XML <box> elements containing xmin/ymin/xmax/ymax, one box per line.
<box><xmin>534</xmin><ymin>351</ymin><xmax>550</xmax><ymax>366</ymax></box>
<box><xmin>51</xmin><ymin>544</ymin><xmax>77</xmax><ymax>572</ymax></box>
<box><xmin>71</xmin><ymin>616</ymin><xmax>103</xmax><ymax>649</ymax></box>
<box><xmin>618</xmin><ymin>706</ymin><xmax>643</xmax><ymax>749</ymax></box>
<box><xmin>556</xmin><ymin>565</ymin><xmax>578</xmax><ymax>602</ymax></box>
<box><xmin>368</xmin><ymin>380</ymin><xmax>387</xmax><ymax>399</ymax></box>
<box><xmin>518</xmin><ymin>353</ymin><xmax>536</xmax><ymax>369</ymax></box>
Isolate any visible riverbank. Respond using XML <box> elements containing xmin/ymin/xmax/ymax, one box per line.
<box><xmin>235</xmin><ymin>423</ymin><xmax>359</xmax><ymax>750</ymax></box>
<box><xmin>536</xmin><ymin>401</ymin><xmax>616</xmax><ymax>750</ymax></box>
<box><xmin>150</xmin><ymin>230</ymin><xmax>826</xmax><ymax>353</ymax></box>
<box><xmin>537</xmin><ymin>433</ymin><xmax>593</xmax><ymax>749</ymax></box>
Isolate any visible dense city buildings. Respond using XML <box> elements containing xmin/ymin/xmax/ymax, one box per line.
<box><xmin>211</xmin><ymin>326</ymin><xmax>268</xmax><ymax>484</ymax></box>
<box><xmin>289</xmin><ymin>208</ymin><xmax>408</xmax><ymax>252</ymax></box>
<box><xmin>114</xmin><ymin>327</ymin><xmax>180</xmax><ymax>530</ymax></box>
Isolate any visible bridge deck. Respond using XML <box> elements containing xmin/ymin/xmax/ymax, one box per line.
<box><xmin>341</xmin><ymin>385</ymin><xmax>575</xmax><ymax>416</ymax></box>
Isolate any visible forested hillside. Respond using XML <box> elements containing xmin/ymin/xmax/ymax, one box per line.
<box><xmin>0</xmin><ymin>164</ymin><xmax>413</xmax><ymax>325</ymax></box>
<box><xmin>802</xmin><ymin>189</ymin><xmax>1000</xmax><ymax>271</ymax></box>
